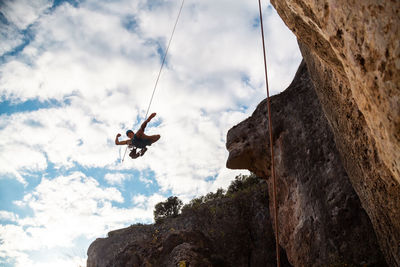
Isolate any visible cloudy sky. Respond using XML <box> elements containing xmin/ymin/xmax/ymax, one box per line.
<box><xmin>0</xmin><ymin>0</ymin><xmax>301</xmax><ymax>266</ymax></box>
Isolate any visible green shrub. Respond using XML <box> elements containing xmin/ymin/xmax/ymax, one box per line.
<box><xmin>204</xmin><ymin>188</ymin><xmax>225</xmax><ymax>201</ymax></box>
<box><xmin>156</xmin><ymin>174</ymin><xmax>261</xmax><ymax>218</ymax></box>
<box><xmin>153</xmin><ymin>196</ymin><xmax>183</xmax><ymax>223</ymax></box>
<box><xmin>182</xmin><ymin>188</ymin><xmax>226</xmax><ymax>212</ymax></box>
<box><xmin>226</xmin><ymin>173</ymin><xmax>260</xmax><ymax>195</ymax></box>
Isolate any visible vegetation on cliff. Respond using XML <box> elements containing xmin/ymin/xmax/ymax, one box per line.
<box><xmin>153</xmin><ymin>173</ymin><xmax>261</xmax><ymax>223</ymax></box>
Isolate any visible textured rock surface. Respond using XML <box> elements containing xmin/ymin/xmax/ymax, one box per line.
<box><xmin>226</xmin><ymin>61</ymin><xmax>386</xmax><ymax>266</ymax></box>
<box><xmin>269</xmin><ymin>1</ymin><xmax>400</xmax><ymax>265</ymax></box>
<box><xmin>87</xmin><ymin>182</ymin><xmax>292</xmax><ymax>267</ymax></box>
<box><xmin>299</xmin><ymin>43</ymin><xmax>400</xmax><ymax>267</ymax></box>
<box><xmin>270</xmin><ymin>0</ymin><xmax>400</xmax><ymax>181</ymax></box>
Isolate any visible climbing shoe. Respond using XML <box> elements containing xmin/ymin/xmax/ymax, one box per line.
<box><xmin>140</xmin><ymin>147</ymin><xmax>148</xmax><ymax>156</ymax></box>
<box><xmin>129</xmin><ymin>149</ymin><xmax>140</xmax><ymax>159</ymax></box>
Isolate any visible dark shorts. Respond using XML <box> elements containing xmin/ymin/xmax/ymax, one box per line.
<box><xmin>132</xmin><ymin>135</ymin><xmax>152</xmax><ymax>148</ymax></box>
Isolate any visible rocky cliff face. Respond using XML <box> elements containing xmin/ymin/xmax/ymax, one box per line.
<box><xmin>270</xmin><ymin>0</ymin><xmax>399</xmax><ymax>180</ymax></box>
<box><xmin>227</xmin><ymin>61</ymin><xmax>385</xmax><ymax>266</ymax></box>
<box><xmin>268</xmin><ymin>1</ymin><xmax>400</xmax><ymax>265</ymax></box>
<box><xmin>87</xmin><ymin>181</ymin><xmax>292</xmax><ymax>267</ymax></box>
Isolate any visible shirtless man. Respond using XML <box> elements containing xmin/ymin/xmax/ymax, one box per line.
<box><xmin>115</xmin><ymin>113</ymin><xmax>161</xmax><ymax>159</ymax></box>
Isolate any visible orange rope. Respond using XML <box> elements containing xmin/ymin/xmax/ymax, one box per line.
<box><xmin>257</xmin><ymin>0</ymin><xmax>280</xmax><ymax>266</ymax></box>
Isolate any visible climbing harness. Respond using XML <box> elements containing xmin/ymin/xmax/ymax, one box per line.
<box><xmin>258</xmin><ymin>0</ymin><xmax>280</xmax><ymax>266</ymax></box>
<box><xmin>121</xmin><ymin>0</ymin><xmax>185</xmax><ymax>163</ymax></box>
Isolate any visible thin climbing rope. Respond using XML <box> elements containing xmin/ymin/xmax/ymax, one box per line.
<box><xmin>144</xmin><ymin>0</ymin><xmax>185</xmax><ymax>121</ymax></box>
<box><xmin>121</xmin><ymin>145</ymin><xmax>128</xmax><ymax>163</ymax></box>
<box><xmin>257</xmin><ymin>0</ymin><xmax>280</xmax><ymax>266</ymax></box>
<box><xmin>122</xmin><ymin>0</ymin><xmax>185</xmax><ymax>163</ymax></box>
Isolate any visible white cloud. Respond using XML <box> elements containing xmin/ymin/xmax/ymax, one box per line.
<box><xmin>139</xmin><ymin>173</ymin><xmax>154</xmax><ymax>186</ymax></box>
<box><xmin>0</xmin><ymin>211</ymin><xmax>19</xmax><ymax>222</ymax></box>
<box><xmin>0</xmin><ymin>107</ymin><xmax>117</xmax><ymax>173</ymax></box>
<box><xmin>0</xmin><ymin>0</ymin><xmax>301</xmax><ymax>200</ymax></box>
<box><xmin>0</xmin><ymin>0</ymin><xmax>53</xmax><ymax>57</ymax></box>
<box><xmin>0</xmin><ymin>24</ymin><xmax>24</xmax><ymax>56</ymax></box>
<box><xmin>104</xmin><ymin>172</ymin><xmax>130</xmax><ymax>185</ymax></box>
<box><xmin>0</xmin><ymin>0</ymin><xmax>301</xmax><ymax>198</ymax></box>
<box><xmin>132</xmin><ymin>193</ymin><xmax>164</xmax><ymax>210</ymax></box>
<box><xmin>13</xmin><ymin>172</ymin><xmax>124</xmax><ymax>247</ymax></box>
<box><xmin>0</xmin><ymin>0</ymin><xmax>52</xmax><ymax>29</ymax></box>
<box><xmin>0</xmin><ymin>172</ymin><xmax>164</xmax><ymax>267</ymax></box>
<box><xmin>0</xmin><ymin>143</ymin><xmax>47</xmax><ymax>184</ymax></box>
<box><xmin>132</xmin><ymin>193</ymin><xmax>147</xmax><ymax>206</ymax></box>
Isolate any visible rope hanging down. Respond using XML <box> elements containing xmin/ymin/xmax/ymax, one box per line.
<box><xmin>121</xmin><ymin>0</ymin><xmax>185</xmax><ymax>163</ymax></box>
<box><xmin>257</xmin><ymin>0</ymin><xmax>280</xmax><ymax>266</ymax></box>
<box><xmin>144</xmin><ymin>0</ymin><xmax>185</xmax><ymax>120</ymax></box>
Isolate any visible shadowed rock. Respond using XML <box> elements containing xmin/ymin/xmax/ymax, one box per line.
<box><xmin>87</xmin><ymin>182</ymin><xmax>292</xmax><ymax>267</ymax></box>
<box><xmin>226</xmin><ymin>61</ymin><xmax>386</xmax><ymax>266</ymax></box>
<box><xmin>270</xmin><ymin>1</ymin><xmax>400</xmax><ymax>265</ymax></box>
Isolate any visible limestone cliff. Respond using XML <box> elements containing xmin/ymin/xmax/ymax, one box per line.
<box><xmin>87</xmin><ymin>180</ymin><xmax>292</xmax><ymax>267</ymax></box>
<box><xmin>227</xmin><ymin>61</ymin><xmax>385</xmax><ymax>266</ymax></box>
<box><xmin>270</xmin><ymin>0</ymin><xmax>399</xmax><ymax>180</ymax></box>
<box><xmin>268</xmin><ymin>1</ymin><xmax>400</xmax><ymax>265</ymax></box>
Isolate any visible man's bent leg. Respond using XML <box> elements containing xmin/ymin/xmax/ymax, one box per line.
<box><xmin>141</xmin><ymin>134</ymin><xmax>160</xmax><ymax>144</ymax></box>
<box><xmin>149</xmin><ymin>134</ymin><xmax>160</xmax><ymax>143</ymax></box>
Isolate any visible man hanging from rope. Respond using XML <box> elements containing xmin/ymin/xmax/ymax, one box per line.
<box><xmin>115</xmin><ymin>112</ymin><xmax>161</xmax><ymax>159</ymax></box>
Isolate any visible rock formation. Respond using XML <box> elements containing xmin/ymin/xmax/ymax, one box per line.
<box><xmin>87</xmin><ymin>181</ymin><xmax>292</xmax><ymax>267</ymax></box>
<box><xmin>271</xmin><ymin>0</ymin><xmax>400</xmax><ymax>180</ymax></box>
<box><xmin>268</xmin><ymin>0</ymin><xmax>400</xmax><ymax>265</ymax></box>
<box><xmin>227</xmin><ymin>61</ymin><xmax>386</xmax><ymax>266</ymax></box>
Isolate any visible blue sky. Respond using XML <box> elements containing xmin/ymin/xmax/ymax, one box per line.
<box><xmin>0</xmin><ymin>0</ymin><xmax>301</xmax><ymax>266</ymax></box>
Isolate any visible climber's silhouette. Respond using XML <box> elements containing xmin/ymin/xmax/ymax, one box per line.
<box><xmin>115</xmin><ymin>112</ymin><xmax>160</xmax><ymax>159</ymax></box>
